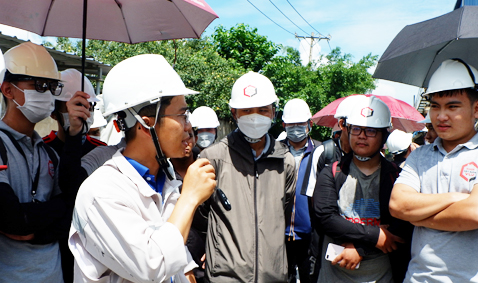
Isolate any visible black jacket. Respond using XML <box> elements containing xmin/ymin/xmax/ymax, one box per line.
<box><xmin>313</xmin><ymin>153</ymin><xmax>413</xmax><ymax>282</ymax></box>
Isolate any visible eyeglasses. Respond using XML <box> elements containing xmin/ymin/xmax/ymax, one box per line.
<box><xmin>348</xmin><ymin>126</ymin><xmax>379</xmax><ymax>137</ymax></box>
<box><xmin>159</xmin><ymin>110</ymin><xmax>191</xmax><ymax>125</ymax></box>
<box><xmin>16</xmin><ymin>78</ymin><xmax>63</xmax><ymax>96</ymax></box>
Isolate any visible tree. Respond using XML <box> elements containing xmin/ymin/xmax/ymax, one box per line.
<box><xmin>211</xmin><ymin>24</ymin><xmax>280</xmax><ymax>72</ymax></box>
<box><xmin>263</xmin><ymin>46</ymin><xmax>377</xmax><ymax>140</ymax></box>
<box><xmin>46</xmin><ymin>37</ymin><xmax>242</xmax><ymax>120</ymax></box>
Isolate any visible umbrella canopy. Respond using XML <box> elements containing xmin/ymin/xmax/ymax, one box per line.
<box><xmin>311</xmin><ymin>94</ymin><xmax>425</xmax><ymax>133</ymax></box>
<box><xmin>0</xmin><ymin>0</ymin><xmax>218</xmax><ymax>43</ymax></box>
<box><xmin>373</xmin><ymin>6</ymin><xmax>478</xmax><ymax>88</ymax></box>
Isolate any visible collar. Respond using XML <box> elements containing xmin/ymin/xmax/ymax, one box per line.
<box><xmin>433</xmin><ymin>131</ymin><xmax>478</xmax><ymax>154</ymax></box>
<box><xmin>124</xmin><ymin>156</ymin><xmax>165</xmax><ymax>194</ymax></box>
<box><xmin>252</xmin><ymin>134</ymin><xmax>271</xmax><ymax>161</ymax></box>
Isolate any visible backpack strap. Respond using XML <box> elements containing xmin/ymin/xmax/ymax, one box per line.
<box><xmin>332</xmin><ymin>160</ymin><xmax>340</xmax><ymax>178</ymax></box>
<box><xmin>323</xmin><ymin>139</ymin><xmax>335</xmax><ymax>164</ymax></box>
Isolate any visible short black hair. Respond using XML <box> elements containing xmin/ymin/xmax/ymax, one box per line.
<box><xmin>124</xmin><ymin>96</ymin><xmax>174</xmax><ymax>142</ymax></box>
<box><xmin>427</xmin><ymin>88</ymin><xmax>478</xmax><ymax>105</ymax></box>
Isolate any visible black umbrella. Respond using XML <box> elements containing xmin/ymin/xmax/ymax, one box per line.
<box><xmin>373</xmin><ymin>6</ymin><xmax>478</xmax><ymax>88</ymax></box>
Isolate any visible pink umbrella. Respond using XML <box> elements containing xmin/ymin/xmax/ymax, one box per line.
<box><xmin>0</xmin><ymin>0</ymin><xmax>218</xmax><ymax>89</ymax></box>
<box><xmin>312</xmin><ymin>94</ymin><xmax>425</xmax><ymax>132</ymax></box>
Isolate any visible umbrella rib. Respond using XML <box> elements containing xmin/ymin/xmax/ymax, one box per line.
<box><xmin>41</xmin><ymin>1</ymin><xmax>56</xmax><ymax>36</ymax></box>
<box><xmin>170</xmin><ymin>0</ymin><xmax>201</xmax><ymax>38</ymax></box>
<box><xmin>422</xmin><ymin>40</ymin><xmax>454</xmax><ymax>88</ymax></box>
<box><xmin>114</xmin><ymin>0</ymin><xmax>133</xmax><ymax>44</ymax></box>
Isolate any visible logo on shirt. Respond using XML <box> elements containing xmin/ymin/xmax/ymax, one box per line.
<box><xmin>460</xmin><ymin>162</ymin><xmax>478</xmax><ymax>182</ymax></box>
<box><xmin>48</xmin><ymin>160</ymin><xmax>54</xmax><ymax>178</ymax></box>
<box><xmin>243</xmin><ymin>85</ymin><xmax>257</xmax><ymax>97</ymax></box>
<box><xmin>361</xmin><ymin>107</ymin><xmax>374</xmax><ymax>117</ymax></box>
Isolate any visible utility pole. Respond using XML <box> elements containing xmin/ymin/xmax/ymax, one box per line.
<box><xmin>295</xmin><ymin>32</ymin><xmax>331</xmax><ymax>64</ymax></box>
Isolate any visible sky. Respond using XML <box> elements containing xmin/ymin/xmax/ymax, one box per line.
<box><xmin>0</xmin><ymin>0</ymin><xmax>458</xmax><ymax>107</ymax></box>
<box><xmin>200</xmin><ymin>0</ymin><xmax>457</xmax><ymax>106</ymax></box>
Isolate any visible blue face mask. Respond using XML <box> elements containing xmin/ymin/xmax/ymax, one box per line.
<box><xmin>286</xmin><ymin>125</ymin><xmax>307</xmax><ymax>142</ymax></box>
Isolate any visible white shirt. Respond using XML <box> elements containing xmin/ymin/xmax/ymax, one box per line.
<box><xmin>69</xmin><ymin>150</ymin><xmax>196</xmax><ymax>283</ymax></box>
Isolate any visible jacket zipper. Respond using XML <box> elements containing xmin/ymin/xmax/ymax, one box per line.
<box><xmin>253</xmin><ymin>161</ymin><xmax>259</xmax><ymax>283</ymax></box>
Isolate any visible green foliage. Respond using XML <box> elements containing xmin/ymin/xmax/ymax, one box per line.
<box><xmin>211</xmin><ymin>24</ymin><xmax>280</xmax><ymax>72</ymax></box>
<box><xmin>45</xmin><ymin>27</ymin><xmax>377</xmax><ymax>139</ymax></box>
<box><xmin>264</xmin><ymin>46</ymin><xmax>377</xmax><ymax>141</ymax></box>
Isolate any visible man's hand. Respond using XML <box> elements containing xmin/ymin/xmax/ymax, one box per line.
<box><xmin>375</xmin><ymin>225</ymin><xmax>404</xmax><ymax>253</ymax></box>
<box><xmin>182</xmin><ymin>158</ymin><xmax>216</xmax><ymax>206</ymax></box>
<box><xmin>333</xmin><ymin>243</ymin><xmax>362</xmax><ymax>270</ymax></box>
<box><xmin>66</xmin><ymin>91</ymin><xmax>91</xmax><ymax>136</ymax></box>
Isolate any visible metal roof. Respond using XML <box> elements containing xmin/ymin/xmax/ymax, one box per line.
<box><xmin>0</xmin><ymin>32</ymin><xmax>111</xmax><ymax>92</ymax></box>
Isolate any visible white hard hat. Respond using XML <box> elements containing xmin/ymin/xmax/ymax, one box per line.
<box><xmin>0</xmin><ymin>48</ymin><xmax>5</xmax><ymax>84</ymax></box>
<box><xmin>58</xmin><ymin>69</ymin><xmax>99</xmax><ymax>102</ymax></box>
<box><xmin>229</xmin><ymin>71</ymin><xmax>278</xmax><ymax>109</ymax></box>
<box><xmin>347</xmin><ymin>95</ymin><xmax>392</xmax><ymax>129</ymax></box>
<box><xmin>334</xmin><ymin>95</ymin><xmax>368</xmax><ymax>119</ymax></box>
<box><xmin>386</xmin><ymin>130</ymin><xmax>413</xmax><ymax>154</ymax></box>
<box><xmin>426</xmin><ymin>59</ymin><xmax>478</xmax><ymax>95</ymax></box>
<box><xmin>282</xmin><ymin>98</ymin><xmax>311</xmax><ymax>123</ymax></box>
<box><xmin>3</xmin><ymin>42</ymin><xmax>60</xmax><ymax>81</ymax></box>
<box><xmin>102</xmin><ymin>54</ymin><xmax>198</xmax><ymax>129</ymax></box>
<box><xmin>418</xmin><ymin>112</ymin><xmax>431</xmax><ymax>123</ymax></box>
<box><xmin>90</xmin><ymin>109</ymin><xmax>107</xmax><ymax>128</ymax></box>
<box><xmin>191</xmin><ymin>106</ymin><xmax>220</xmax><ymax>129</ymax></box>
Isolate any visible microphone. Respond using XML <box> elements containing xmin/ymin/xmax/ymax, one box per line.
<box><xmin>216</xmin><ymin>187</ymin><xmax>231</xmax><ymax>211</ymax></box>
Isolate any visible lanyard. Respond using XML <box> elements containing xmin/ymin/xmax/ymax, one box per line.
<box><xmin>0</xmin><ymin>129</ymin><xmax>42</xmax><ymax>202</ymax></box>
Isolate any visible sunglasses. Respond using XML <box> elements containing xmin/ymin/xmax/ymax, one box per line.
<box><xmin>16</xmin><ymin>78</ymin><xmax>63</xmax><ymax>96</ymax></box>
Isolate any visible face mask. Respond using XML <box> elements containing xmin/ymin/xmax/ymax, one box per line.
<box><xmin>12</xmin><ymin>86</ymin><xmax>54</xmax><ymax>124</ymax></box>
<box><xmin>286</xmin><ymin>125</ymin><xmax>308</xmax><ymax>142</ymax></box>
<box><xmin>237</xmin><ymin>113</ymin><xmax>272</xmax><ymax>140</ymax></box>
<box><xmin>61</xmin><ymin>111</ymin><xmax>94</xmax><ymax>134</ymax></box>
<box><xmin>197</xmin><ymin>132</ymin><xmax>215</xmax><ymax>149</ymax></box>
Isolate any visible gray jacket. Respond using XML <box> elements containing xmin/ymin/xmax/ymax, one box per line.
<box><xmin>199</xmin><ymin>130</ymin><xmax>296</xmax><ymax>283</ymax></box>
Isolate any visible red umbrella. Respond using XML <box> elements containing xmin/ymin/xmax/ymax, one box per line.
<box><xmin>312</xmin><ymin>94</ymin><xmax>425</xmax><ymax>132</ymax></box>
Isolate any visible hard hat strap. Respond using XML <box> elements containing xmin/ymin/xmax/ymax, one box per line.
<box><xmin>127</xmin><ymin>107</ymin><xmax>174</xmax><ymax>181</ymax></box>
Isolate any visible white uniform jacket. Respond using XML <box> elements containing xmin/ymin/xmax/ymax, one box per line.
<box><xmin>69</xmin><ymin>150</ymin><xmax>196</xmax><ymax>283</ymax></box>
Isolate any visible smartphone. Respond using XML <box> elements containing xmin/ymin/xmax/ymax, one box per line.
<box><xmin>325</xmin><ymin>243</ymin><xmax>360</xmax><ymax>269</ymax></box>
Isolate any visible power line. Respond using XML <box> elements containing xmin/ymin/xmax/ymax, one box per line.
<box><xmin>245</xmin><ymin>0</ymin><xmax>295</xmax><ymax>36</ymax></box>
<box><xmin>268</xmin><ymin>0</ymin><xmax>309</xmax><ymax>35</ymax></box>
<box><xmin>286</xmin><ymin>0</ymin><xmax>325</xmax><ymax>37</ymax></box>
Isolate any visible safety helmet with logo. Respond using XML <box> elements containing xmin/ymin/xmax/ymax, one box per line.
<box><xmin>334</xmin><ymin>95</ymin><xmax>368</xmax><ymax>123</ymax></box>
<box><xmin>346</xmin><ymin>95</ymin><xmax>392</xmax><ymax>129</ymax></box>
<box><xmin>190</xmin><ymin>106</ymin><xmax>220</xmax><ymax>129</ymax></box>
<box><xmin>58</xmin><ymin>69</ymin><xmax>99</xmax><ymax>102</ymax></box>
<box><xmin>3</xmin><ymin>42</ymin><xmax>60</xmax><ymax>81</ymax></box>
<box><xmin>426</xmin><ymin>59</ymin><xmax>478</xmax><ymax>95</ymax></box>
<box><xmin>102</xmin><ymin>54</ymin><xmax>198</xmax><ymax>180</ymax></box>
<box><xmin>282</xmin><ymin>98</ymin><xmax>311</xmax><ymax>123</ymax></box>
<box><xmin>386</xmin><ymin>129</ymin><xmax>413</xmax><ymax>155</ymax></box>
<box><xmin>347</xmin><ymin>95</ymin><xmax>392</xmax><ymax>161</ymax></box>
<box><xmin>229</xmin><ymin>71</ymin><xmax>278</xmax><ymax>109</ymax></box>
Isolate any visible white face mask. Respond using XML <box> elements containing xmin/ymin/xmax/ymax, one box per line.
<box><xmin>12</xmin><ymin>84</ymin><xmax>54</xmax><ymax>124</ymax></box>
<box><xmin>237</xmin><ymin>113</ymin><xmax>272</xmax><ymax>140</ymax></box>
<box><xmin>197</xmin><ymin>132</ymin><xmax>215</xmax><ymax>149</ymax></box>
<box><xmin>61</xmin><ymin>110</ymin><xmax>94</xmax><ymax>134</ymax></box>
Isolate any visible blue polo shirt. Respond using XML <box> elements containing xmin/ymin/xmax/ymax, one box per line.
<box><xmin>125</xmin><ymin>157</ymin><xmax>165</xmax><ymax>195</ymax></box>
